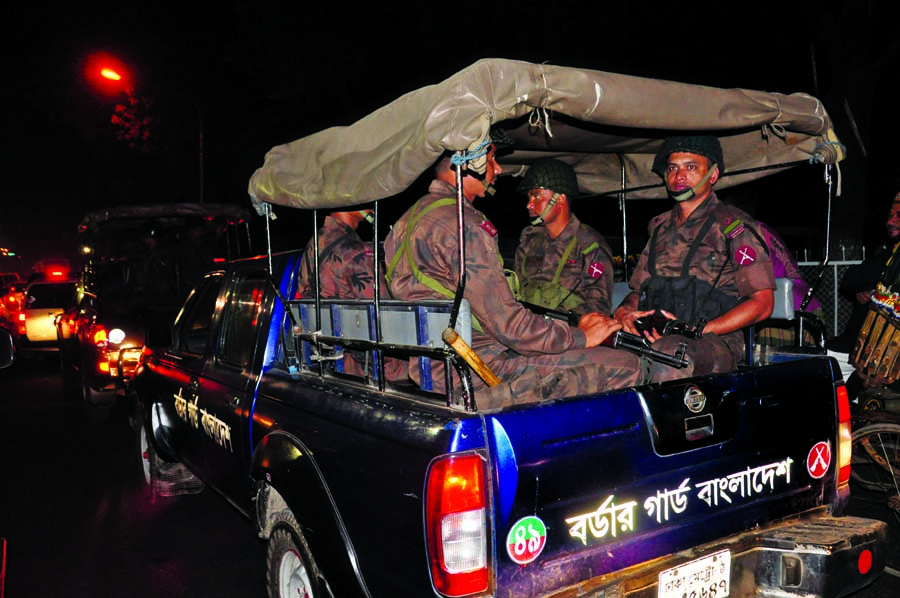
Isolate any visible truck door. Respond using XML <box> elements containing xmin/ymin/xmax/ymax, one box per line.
<box><xmin>152</xmin><ymin>273</ymin><xmax>224</xmax><ymax>475</ymax></box>
<box><xmin>194</xmin><ymin>269</ymin><xmax>268</xmax><ymax>501</ymax></box>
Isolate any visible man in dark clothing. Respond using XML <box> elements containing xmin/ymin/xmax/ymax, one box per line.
<box><xmin>827</xmin><ymin>192</ymin><xmax>900</xmax><ymax>353</ymax></box>
<box><xmin>614</xmin><ymin>136</ymin><xmax>775</xmax><ymax>382</ymax></box>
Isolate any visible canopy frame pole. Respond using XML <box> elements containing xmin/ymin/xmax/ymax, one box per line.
<box><xmin>448</xmin><ymin>153</ymin><xmax>467</xmax><ymax>331</ymax></box>
<box><xmin>796</xmin><ymin>164</ymin><xmax>834</xmax><ymax>343</ymax></box>
<box><xmin>617</xmin><ymin>154</ymin><xmax>629</xmax><ymax>282</ymax></box>
<box><xmin>310</xmin><ymin>209</ymin><xmax>325</xmax><ymax>376</ymax></box>
<box><xmin>372</xmin><ymin>200</ymin><xmax>386</xmax><ymax>392</ymax></box>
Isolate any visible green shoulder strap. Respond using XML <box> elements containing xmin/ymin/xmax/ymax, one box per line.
<box><xmin>386</xmin><ymin>197</ymin><xmax>485</xmax><ymax>331</ymax></box>
<box><xmin>551</xmin><ymin>236</ymin><xmax>580</xmax><ymax>285</ymax></box>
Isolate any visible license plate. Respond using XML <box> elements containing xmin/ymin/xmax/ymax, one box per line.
<box><xmin>658</xmin><ymin>550</ymin><xmax>730</xmax><ymax>598</ymax></box>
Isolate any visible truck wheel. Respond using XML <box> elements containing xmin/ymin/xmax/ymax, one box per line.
<box><xmin>268</xmin><ymin>523</ymin><xmax>318</xmax><ymax>598</ymax></box>
<box><xmin>851</xmin><ymin>422</ymin><xmax>900</xmax><ymax>495</ymax></box>
<box><xmin>138</xmin><ymin>417</ymin><xmax>159</xmax><ymax>488</ymax></box>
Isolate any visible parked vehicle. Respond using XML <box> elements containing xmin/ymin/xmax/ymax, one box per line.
<box><xmin>17</xmin><ymin>279</ymin><xmax>76</xmax><ymax>354</ymax></box>
<box><xmin>58</xmin><ymin>203</ymin><xmax>252</xmax><ymax>421</ymax></box>
<box><xmin>0</xmin><ymin>282</ymin><xmax>27</xmax><ymax>338</ymax></box>
<box><xmin>132</xmin><ymin>59</ymin><xmax>887</xmax><ymax>597</ymax></box>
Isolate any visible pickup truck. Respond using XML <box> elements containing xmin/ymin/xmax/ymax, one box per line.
<box><xmin>131</xmin><ymin>60</ymin><xmax>888</xmax><ymax>597</ymax></box>
<box><xmin>132</xmin><ymin>248</ymin><xmax>887</xmax><ymax>597</ymax></box>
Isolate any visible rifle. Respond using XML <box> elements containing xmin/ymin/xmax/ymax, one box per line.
<box><xmin>520</xmin><ymin>302</ymin><xmax>689</xmax><ymax>369</ymax></box>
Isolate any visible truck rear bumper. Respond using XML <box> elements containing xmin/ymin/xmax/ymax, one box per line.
<box><xmin>540</xmin><ymin>514</ymin><xmax>887</xmax><ymax>598</ymax></box>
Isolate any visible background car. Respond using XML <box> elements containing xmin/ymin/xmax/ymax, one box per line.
<box><xmin>0</xmin><ymin>282</ymin><xmax>27</xmax><ymax>337</ymax></box>
<box><xmin>18</xmin><ymin>280</ymin><xmax>77</xmax><ymax>354</ymax></box>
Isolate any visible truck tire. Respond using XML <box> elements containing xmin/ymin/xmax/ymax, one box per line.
<box><xmin>135</xmin><ymin>404</ymin><xmax>205</xmax><ymax>497</ymax></box>
<box><xmin>138</xmin><ymin>415</ymin><xmax>160</xmax><ymax>488</ymax></box>
<box><xmin>268</xmin><ymin>517</ymin><xmax>319</xmax><ymax>598</ymax></box>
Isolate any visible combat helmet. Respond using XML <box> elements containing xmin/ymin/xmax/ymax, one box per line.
<box><xmin>651</xmin><ymin>135</ymin><xmax>725</xmax><ymax>177</ymax></box>
<box><xmin>517</xmin><ymin>159</ymin><xmax>580</xmax><ymax>198</ymax></box>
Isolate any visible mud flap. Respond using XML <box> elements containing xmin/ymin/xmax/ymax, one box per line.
<box><xmin>153</xmin><ymin>461</ymin><xmax>205</xmax><ymax>497</ymax></box>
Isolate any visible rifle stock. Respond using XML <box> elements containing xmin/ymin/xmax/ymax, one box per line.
<box><xmin>520</xmin><ymin>301</ymin><xmax>688</xmax><ymax>369</ymax></box>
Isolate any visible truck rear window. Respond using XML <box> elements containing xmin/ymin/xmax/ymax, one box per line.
<box><xmin>27</xmin><ymin>283</ymin><xmax>76</xmax><ymax>308</ymax></box>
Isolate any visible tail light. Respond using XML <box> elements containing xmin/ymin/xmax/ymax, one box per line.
<box><xmin>425</xmin><ymin>453</ymin><xmax>490</xmax><ymax>597</ymax></box>
<box><xmin>836</xmin><ymin>383</ymin><xmax>852</xmax><ymax>486</ymax></box>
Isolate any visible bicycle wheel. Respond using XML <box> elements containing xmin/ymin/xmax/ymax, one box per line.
<box><xmin>851</xmin><ymin>422</ymin><xmax>900</xmax><ymax>494</ymax></box>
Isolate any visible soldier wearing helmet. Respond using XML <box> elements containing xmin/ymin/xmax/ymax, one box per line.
<box><xmin>514</xmin><ymin>159</ymin><xmax>615</xmax><ymax>317</ymax></box>
<box><xmin>384</xmin><ymin>144</ymin><xmax>641</xmax><ymax>407</ymax></box>
<box><xmin>613</xmin><ymin>135</ymin><xmax>775</xmax><ymax>382</ymax></box>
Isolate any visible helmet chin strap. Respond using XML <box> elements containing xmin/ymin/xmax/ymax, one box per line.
<box><xmin>669</xmin><ymin>164</ymin><xmax>718</xmax><ymax>202</ymax></box>
<box><xmin>531</xmin><ymin>192</ymin><xmax>561</xmax><ymax>225</ymax></box>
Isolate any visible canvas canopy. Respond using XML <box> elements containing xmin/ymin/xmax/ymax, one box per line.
<box><xmin>248</xmin><ymin>58</ymin><xmax>843</xmax><ymax>212</ymax></box>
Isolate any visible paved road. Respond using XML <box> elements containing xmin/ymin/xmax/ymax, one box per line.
<box><xmin>0</xmin><ymin>357</ymin><xmax>265</xmax><ymax>598</ymax></box>
<box><xmin>1</xmin><ymin>355</ymin><xmax>899</xmax><ymax>597</ymax></box>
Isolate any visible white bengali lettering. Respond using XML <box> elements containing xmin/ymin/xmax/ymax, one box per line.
<box><xmin>565</xmin><ymin>495</ymin><xmax>638</xmax><ymax>546</ymax></box>
<box><xmin>643</xmin><ymin>478</ymin><xmax>691</xmax><ymax>523</ymax></box>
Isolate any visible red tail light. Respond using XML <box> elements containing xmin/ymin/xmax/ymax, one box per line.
<box><xmin>425</xmin><ymin>454</ymin><xmax>490</xmax><ymax>597</ymax></box>
<box><xmin>836</xmin><ymin>383</ymin><xmax>852</xmax><ymax>486</ymax></box>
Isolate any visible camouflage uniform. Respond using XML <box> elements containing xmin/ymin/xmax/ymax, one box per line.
<box><xmin>514</xmin><ymin>214</ymin><xmax>614</xmax><ymax>316</ymax></box>
<box><xmin>629</xmin><ymin>192</ymin><xmax>775</xmax><ymax>381</ymax></box>
<box><xmin>297</xmin><ymin>215</ymin><xmax>406</xmax><ymax>381</ymax></box>
<box><xmin>385</xmin><ymin>179</ymin><xmax>641</xmax><ymax>407</ymax></box>
<box><xmin>297</xmin><ymin>215</ymin><xmax>376</xmax><ymax>300</ymax></box>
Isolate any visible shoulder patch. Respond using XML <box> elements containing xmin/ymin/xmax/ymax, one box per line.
<box><xmin>735</xmin><ymin>245</ymin><xmax>757</xmax><ymax>266</ymax></box>
<box><xmin>723</xmin><ymin>219</ymin><xmax>745</xmax><ymax>239</ymax></box>
<box><xmin>587</xmin><ymin>262</ymin><xmax>605</xmax><ymax>278</ymax></box>
<box><xmin>481</xmin><ymin>219</ymin><xmax>498</xmax><ymax>237</ymax></box>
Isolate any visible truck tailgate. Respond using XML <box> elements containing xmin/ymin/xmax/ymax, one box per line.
<box><xmin>481</xmin><ymin>357</ymin><xmax>861</xmax><ymax>595</ymax></box>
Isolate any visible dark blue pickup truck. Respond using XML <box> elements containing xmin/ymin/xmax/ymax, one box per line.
<box><xmin>131</xmin><ymin>248</ymin><xmax>886</xmax><ymax>597</ymax></box>
<box><xmin>131</xmin><ymin>60</ymin><xmax>888</xmax><ymax>597</ymax></box>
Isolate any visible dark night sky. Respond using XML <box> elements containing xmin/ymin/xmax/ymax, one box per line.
<box><xmin>2</xmin><ymin>1</ymin><xmax>899</xmax><ymax>274</ymax></box>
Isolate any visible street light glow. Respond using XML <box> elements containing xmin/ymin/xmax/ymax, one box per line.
<box><xmin>101</xmin><ymin>68</ymin><xmax>123</xmax><ymax>81</ymax></box>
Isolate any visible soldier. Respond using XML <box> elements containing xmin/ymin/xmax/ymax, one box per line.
<box><xmin>514</xmin><ymin>158</ymin><xmax>615</xmax><ymax>317</ymax></box>
<box><xmin>296</xmin><ymin>209</ymin><xmax>376</xmax><ymax>300</ymax></box>
<box><xmin>384</xmin><ymin>144</ymin><xmax>641</xmax><ymax>407</ymax></box>
<box><xmin>297</xmin><ymin>209</ymin><xmax>407</xmax><ymax>381</ymax></box>
<box><xmin>614</xmin><ymin>135</ymin><xmax>775</xmax><ymax>382</ymax></box>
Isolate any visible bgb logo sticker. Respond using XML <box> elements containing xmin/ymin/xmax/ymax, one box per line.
<box><xmin>807</xmin><ymin>441</ymin><xmax>831</xmax><ymax>479</ymax></box>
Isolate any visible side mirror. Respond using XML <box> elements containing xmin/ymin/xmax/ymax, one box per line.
<box><xmin>0</xmin><ymin>328</ymin><xmax>15</xmax><ymax>369</ymax></box>
<box><xmin>145</xmin><ymin>322</ymin><xmax>174</xmax><ymax>349</ymax></box>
